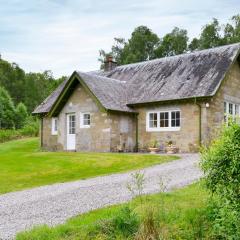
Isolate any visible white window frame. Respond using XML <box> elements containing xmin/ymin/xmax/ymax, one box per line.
<box><xmin>80</xmin><ymin>112</ymin><xmax>91</xmax><ymax>128</ymax></box>
<box><xmin>224</xmin><ymin>101</ymin><xmax>240</xmax><ymax>124</ymax></box>
<box><xmin>51</xmin><ymin>117</ymin><xmax>58</xmax><ymax>135</ymax></box>
<box><xmin>146</xmin><ymin>110</ymin><xmax>181</xmax><ymax>132</ymax></box>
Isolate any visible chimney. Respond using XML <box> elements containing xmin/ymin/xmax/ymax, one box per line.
<box><xmin>104</xmin><ymin>55</ymin><xmax>117</xmax><ymax>71</ymax></box>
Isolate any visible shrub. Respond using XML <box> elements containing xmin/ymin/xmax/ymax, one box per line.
<box><xmin>97</xmin><ymin>206</ymin><xmax>140</xmax><ymax>238</ymax></box>
<box><xmin>201</xmin><ymin>122</ymin><xmax>240</xmax><ymax>238</ymax></box>
<box><xmin>0</xmin><ymin>129</ymin><xmax>21</xmax><ymax>143</ymax></box>
<box><xmin>0</xmin><ymin>117</ymin><xmax>39</xmax><ymax>143</ymax></box>
<box><xmin>20</xmin><ymin>117</ymin><xmax>39</xmax><ymax>137</ymax></box>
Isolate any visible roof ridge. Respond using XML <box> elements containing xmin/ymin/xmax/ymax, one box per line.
<box><xmin>78</xmin><ymin>71</ymin><xmax>126</xmax><ymax>84</ymax></box>
<box><xmin>113</xmin><ymin>42</ymin><xmax>240</xmax><ymax>70</ymax></box>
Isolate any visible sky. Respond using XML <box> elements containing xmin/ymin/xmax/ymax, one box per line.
<box><xmin>0</xmin><ymin>0</ymin><xmax>239</xmax><ymax>77</ymax></box>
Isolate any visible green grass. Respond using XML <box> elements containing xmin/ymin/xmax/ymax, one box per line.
<box><xmin>0</xmin><ymin>138</ymin><xmax>178</xmax><ymax>194</ymax></box>
<box><xmin>16</xmin><ymin>183</ymin><xmax>210</xmax><ymax>240</ymax></box>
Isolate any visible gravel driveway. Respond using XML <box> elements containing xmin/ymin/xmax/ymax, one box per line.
<box><xmin>0</xmin><ymin>154</ymin><xmax>202</xmax><ymax>239</ymax></box>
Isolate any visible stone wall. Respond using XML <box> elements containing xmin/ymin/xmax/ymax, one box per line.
<box><xmin>202</xmin><ymin>60</ymin><xmax>240</xmax><ymax>142</ymax></box>
<box><xmin>109</xmin><ymin>113</ymin><xmax>136</xmax><ymax>152</ymax></box>
<box><xmin>42</xmin><ymin>117</ymin><xmax>59</xmax><ymax>151</ymax></box>
<box><xmin>135</xmin><ymin>103</ymin><xmax>200</xmax><ymax>153</ymax></box>
<box><xmin>42</xmin><ymin>83</ymin><xmax>135</xmax><ymax>152</ymax></box>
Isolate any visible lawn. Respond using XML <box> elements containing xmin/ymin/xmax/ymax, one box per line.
<box><xmin>0</xmin><ymin>138</ymin><xmax>178</xmax><ymax>194</ymax></box>
<box><xmin>16</xmin><ymin>183</ymin><xmax>210</xmax><ymax>240</ymax></box>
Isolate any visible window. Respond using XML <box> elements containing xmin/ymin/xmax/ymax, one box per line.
<box><xmin>51</xmin><ymin>117</ymin><xmax>58</xmax><ymax>135</ymax></box>
<box><xmin>171</xmin><ymin>111</ymin><xmax>181</xmax><ymax>127</ymax></box>
<box><xmin>160</xmin><ymin>112</ymin><xmax>169</xmax><ymax>127</ymax></box>
<box><xmin>80</xmin><ymin>113</ymin><xmax>91</xmax><ymax>128</ymax></box>
<box><xmin>68</xmin><ymin>115</ymin><xmax>76</xmax><ymax>134</ymax></box>
<box><xmin>149</xmin><ymin>113</ymin><xmax>158</xmax><ymax>128</ymax></box>
<box><xmin>224</xmin><ymin>101</ymin><xmax>240</xmax><ymax>123</ymax></box>
<box><xmin>147</xmin><ymin>110</ymin><xmax>181</xmax><ymax>131</ymax></box>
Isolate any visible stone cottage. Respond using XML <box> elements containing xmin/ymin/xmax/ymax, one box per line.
<box><xmin>33</xmin><ymin>43</ymin><xmax>240</xmax><ymax>153</ymax></box>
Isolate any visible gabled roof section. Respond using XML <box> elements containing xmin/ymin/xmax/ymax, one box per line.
<box><xmin>105</xmin><ymin>43</ymin><xmax>240</xmax><ymax>104</ymax></box>
<box><xmin>76</xmin><ymin>72</ymin><xmax>135</xmax><ymax>112</ymax></box>
<box><xmin>33</xmin><ymin>43</ymin><xmax>240</xmax><ymax>115</ymax></box>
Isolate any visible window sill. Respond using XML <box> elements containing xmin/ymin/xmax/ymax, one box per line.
<box><xmin>146</xmin><ymin>127</ymin><xmax>181</xmax><ymax>132</ymax></box>
<box><xmin>80</xmin><ymin>125</ymin><xmax>90</xmax><ymax>129</ymax></box>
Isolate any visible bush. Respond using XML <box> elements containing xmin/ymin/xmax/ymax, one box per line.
<box><xmin>0</xmin><ymin>129</ymin><xmax>21</xmax><ymax>143</ymax></box>
<box><xmin>96</xmin><ymin>206</ymin><xmax>140</xmax><ymax>239</ymax></box>
<box><xmin>0</xmin><ymin>117</ymin><xmax>39</xmax><ymax>143</ymax></box>
<box><xmin>201</xmin><ymin>122</ymin><xmax>240</xmax><ymax>239</ymax></box>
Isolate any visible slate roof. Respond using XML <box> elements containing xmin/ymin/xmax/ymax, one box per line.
<box><xmin>33</xmin><ymin>43</ymin><xmax>240</xmax><ymax>115</ymax></box>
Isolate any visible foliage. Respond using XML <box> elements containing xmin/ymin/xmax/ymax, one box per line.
<box><xmin>148</xmin><ymin>140</ymin><xmax>159</xmax><ymax>148</ymax></box>
<box><xmin>99</xmin><ymin>26</ymin><xmax>160</xmax><ymax>66</ymax></box>
<box><xmin>99</xmin><ymin>14</ymin><xmax>240</xmax><ymax>66</ymax></box>
<box><xmin>16</xmin><ymin>183</ymin><xmax>210</xmax><ymax>240</ymax></box>
<box><xmin>155</xmin><ymin>27</ymin><xmax>188</xmax><ymax>57</ymax></box>
<box><xmin>0</xmin><ymin>86</ymin><xmax>16</xmax><ymax>128</ymax></box>
<box><xmin>15</xmin><ymin>102</ymin><xmax>28</xmax><ymax>129</ymax></box>
<box><xmin>0</xmin><ymin>58</ymin><xmax>65</xmax><ymax>112</ymax></box>
<box><xmin>96</xmin><ymin>206</ymin><xmax>140</xmax><ymax>239</ymax></box>
<box><xmin>201</xmin><ymin>122</ymin><xmax>240</xmax><ymax>239</ymax></box>
<box><xmin>0</xmin><ymin>117</ymin><xmax>39</xmax><ymax>143</ymax></box>
<box><xmin>0</xmin><ymin>138</ymin><xmax>178</xmax><ymax>194</ymax></box>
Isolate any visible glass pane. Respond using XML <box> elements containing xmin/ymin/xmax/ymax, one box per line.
<box><xmin>176</xmin><ymin>119</ymin><xmax>180</xmax><ymax>127</ymax></box>
<box><xmin>176</xmin><ymin>111</ymin><xmax>180</xmax><ymax>119</ymax></box>
<box><xmin>165</xmin><ymin>119</ymin><xmax>169</xmax><ymax>127</ymax></box>
<box><xmin>171</xmin><ymin>119</ymin><xmax>175</xmax><ymax>127</ymax></box>
<box><xmin>229</xmin><ymin>103</ymin><xmax>233</xmax><ymax>114</ymax></box>
<box><xmin>149</xmin><ymin>113</ymin><xmax>157</xmax><ymax>128</ymax></box>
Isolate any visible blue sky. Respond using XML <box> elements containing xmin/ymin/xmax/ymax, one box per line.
<box><xmin>0</xmin><ymin>0</ymin><xmax>239</xmax><ymax>77</ymax></box>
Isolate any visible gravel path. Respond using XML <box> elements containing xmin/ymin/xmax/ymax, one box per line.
<box><xmin>0</xmin><ymin>154</ymin><xmax>202</xmax><ymax>239</ymax></box>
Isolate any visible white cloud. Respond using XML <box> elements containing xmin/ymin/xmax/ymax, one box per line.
<box><xmin>0</xmin><ymin>0</ymin><xmax>239</xmax><ymax>77</ymax></box>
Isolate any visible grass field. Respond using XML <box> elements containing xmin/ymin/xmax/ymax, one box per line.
<box><xmin>16</xmin><ymin>183</ymin><xmax>210</xmax><ymax>240</ymax></box>
<box><xmin>0</xmin><ymin>138</ymin><xmax>178</xmax><ymax>194</ymax></box>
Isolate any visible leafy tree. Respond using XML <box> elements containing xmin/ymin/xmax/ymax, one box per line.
<box><xmin>99</xmin><ymin>26</ymin><xmax>159</xmax><ymax>66</ymax></box>
<box><xmin>0</xmin><ymin>57</ymin><xmax>65</xmax><ymax>112</ymax></box>
<box><xmin>223</xmin><ymin>14</ymin><xmax>240</xmax><ymax>44</ymax></box>
<box><xmin>197</xmin><ymin>18</ymin><xmax>222</xmax><ymax>49</ymax></box>
<box><xmin>15</xmin><ymin>102</ymin><xmax>28</xmax><ymax>129</ymax></box>
<box><xmin>0</xmin><ymin>87</ymin><xmax>15</xmax><ymax>129</ymax></box>
<box><xmin>155</xmin><ymin>27</ymin><xmax>188</xmax><ymax>57</ymax></box>
<box><xmin>188</xmin><ymin>38</ymin><xmax>200</xmax><ymax>51</ymax></box>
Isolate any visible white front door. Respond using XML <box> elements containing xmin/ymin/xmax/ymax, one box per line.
<box><xmin>67</xmin><ymin>113</ymin><xmax>76</xmax><ymax>150</ymax></box>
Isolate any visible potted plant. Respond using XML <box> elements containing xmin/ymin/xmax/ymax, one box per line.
<box><xmin>165</xmin><ymin>141</ymin><xmax>178</xmax><ymax>154</ymax></box>
<box><xmin>148</xmin><ymin>140</ymin><xmax>159</xmax><ymax>154</ymax></box>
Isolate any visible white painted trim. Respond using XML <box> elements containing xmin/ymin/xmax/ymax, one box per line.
<box><xmin>80</xmin><ymin>112</ymin><xmax>91</xmax><ymax>128</ymax></box>
<box><xmin>51</xmin><ymin>117</ymin><xmax>58</xmax><ymax>135</ymax></box>
<box><xmin>146</xmin><ymin>109</ymin><xmax>181</xmax><ymax>132</ymax></box>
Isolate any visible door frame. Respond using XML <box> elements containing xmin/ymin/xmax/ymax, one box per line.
<box><xmin>66</xmin><ymin>113</ymin><xmax>76</xmax><ymax>150</ymax></box>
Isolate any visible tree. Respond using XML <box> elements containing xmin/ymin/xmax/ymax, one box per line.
<box><xmin>99</xmin><ymin>26</ymin><xmax>159</xmax><ymax>66</ymax></box>
<box><xmin>155</xmin><ymin>27</ymin><xmax>188</xmax><ymax>57</ymax></box>
<box><xmin>15</xmin><ymin>102</ymin><xmax>28</xmax><ymax>129</ymax></box>
<box><xmin>223</xmin><ymin>14</ymin><xmax>240</xmax><ymax>44</ymax></box>
<box><xmin>0</xmin><ymin>87</ymin><xmax>15</xmax><ymax>129</ymax></box>
<box><xmin>0</xmin><ymin>58</ymin><xmax>65</xmax><ymax>113</ymax></box>
<box><xmin>188</xmin><ymin>38</ymin><xmax>200</xmax><ymax>51</ymax></box>
<box><xmin>198</xmin><ymin>18</ymin><xmax>222</xmax><ymax>49</ymax></box>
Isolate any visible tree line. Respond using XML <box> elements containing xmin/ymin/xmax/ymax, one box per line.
<box><xmin>99</xmin><ymin>14</ymin><xmax>240</xmax><ymax>66</ymax></box>
<box><xmin>0</xmin><ymin>59</ymin><xmax>65</xmax><ymax>113</ymax></box>
<box><xmin>0</xmin><ymin>58</ymin><xmax>65</xmax><ymax>130</ymax></box>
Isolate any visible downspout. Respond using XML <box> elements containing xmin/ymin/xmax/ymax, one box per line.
<box><xmin>194</xmin><ymin>98</ymin><xmax>202</xmax><ymax>147</ymax></box>
<box><xmin>135</xmin><ymin>113</ymin><xmax>139</xmax><ymax>152</ymax></box>
<box><xmin>40</xmin><ymin>117</ymin><xmax>43</xmax><ymax>148</ymax></box>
